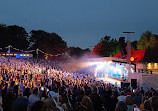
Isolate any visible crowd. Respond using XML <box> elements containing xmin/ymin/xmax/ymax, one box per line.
<box><xmin>0</xmin><ymin>56</ymin><xmax>158</xmax><ymax>111</ymax></box>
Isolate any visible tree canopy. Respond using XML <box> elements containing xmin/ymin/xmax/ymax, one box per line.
<box><xmin>0</xmin><ymin>24</ymin><xmax>67</xmax><ymax>59</ymax></box>
<box><xmin>0</xmin><ymin>24</ymin><xmax>29</xmax><ymax>50</ymax></box>
<box><xmin>93</xmin><ymin>36</ymin><xmax>120</xmax><ymax>57</ymax></box>
<box><xmin>137</xmin><ymin>31</ymin><xmax>158</xmax><ymax>62</ymax></box>
<box><xmin>30</xmin><ymin>30</ymin><xmax>67</xmax><ymax>58</ymax></box>
<box><xmin>137</xmin><ymin>31</ymin><xmax>158</xmax><ymax>50</ymax></box>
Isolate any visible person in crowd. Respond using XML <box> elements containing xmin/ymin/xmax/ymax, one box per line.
<box><xmin>82</xmin><ymin>96</ymin><xmax>94</xmax><ymax>111</ymax></box>
<box><xmin>20</xmin><ymin>80</ymin><xmax>25</xmax><ymax>92</ymax></box>
<box><xmin>140</xmin><ymin>87</ymin><xmax>145</xmax><ymax>96</ymax></box>
<box><xmin>75</xmin><ymin>89</ymin><xmax>85</xmax><ymax>105</ymax></box>
<box><xmin>40</xmin><ymin>88</ymin><xmax>48</xmax><ymax>101</ymax></box>
<box><xmin>49</xmin><ymin>90</ymin><xmax>59</xmax><ymax>103</ymax></box>
<box><xmin>12</xmin><ymin>97</ymin><xmax>28</xmax><ymax>111</ymax></box>
<box><xmin>59</xmin><ymin>93</ymin><xmax>71</xmax><ymax>111</ymax></box>
<box><xmin>142</xmin><ymin>100</ymin><xmax>152</xmax><ymax>111</ymax></box>
<box><xmin>133</xmin><ymin>90</ymin><xmax>142</xmax><ymax>107</ymax></box>
<box><xmin>125</xmin><ymin>95</ymin><xmax>135</xmax><ymax>111</ymax></box>
<box><xmin>3</xmin><ymin>91</ymin><xmax>15</xmax><ymax>111</ymax></box>
<box><xmin>72</xmin><ymin>105</ymin><xmax>88</xmax><ymax>111</ymax></box>
<box><xmin>7</xmin><ymin>81</ymin><xmax>15</xmax><ymax>91</ymax></box>
<box><xmin>0</xmin><ymin>95</ymin><xmax>3</xmax><ymax>111</ymax></box>
<box><xmin>148</xmin><ymin>91</ymin><xmax>157</xmax><ymax>102</ymax></box>
<box><xmin>117</xmin><ymin>91</ymin><xmax>126</xmax><ymax>102</ymax></box>
<box><xmin>110</xmin><ymin>90</ymin><xmax>119</xmax><ymax>111</ymax></box>
<box><xmin>89</xmin><ymin>86</ymin><xmax>105</xmax><ymax>111</ymax></box>
<box><xmin>115</xmin><ymin>101</ymin><xmax>127</xmax><ymax>111</ymax></box>
<box><xmin>43</xmin><ymin>97</ymin><xmax>64</xmax><ymax>111</ymax></box>
<box><xmin>23</xmin><ymin>88</ymin><xmax>31</xmax><ymax>98</ymax></box>
<box><xmin>14</xmin><ymin>85</ymin><xmax>20</xmax><ymax>98</ymax></box>
<box><xmin>28</xmin><ymin>88</ymin><xmax>40</xmax><ymax>105</ymax></box>
<box><xmin>150</xmin><ymin>96</ymin><xmax>158</xmax><ymax>111</ymax></box>
<box><xmin>140</xmin><ymin>96</ymin><xmax>148</xmax><ymax>110</ymax></box>
<box><xmin>31</xmin><ymin>101</ymin><xmax>46</xmax><ymax>111</ymax></box>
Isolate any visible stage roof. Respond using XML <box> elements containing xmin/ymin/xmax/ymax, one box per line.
<box><xmin>113</xmin><ymin>49</ymin><xmax>146</xmax><ymax>63</ymax></box>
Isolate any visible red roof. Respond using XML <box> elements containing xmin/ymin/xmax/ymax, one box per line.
<box><xmin>113</xmin><ymin>49</ymin><xmax>146</xmax><ymax>63</ymax></box>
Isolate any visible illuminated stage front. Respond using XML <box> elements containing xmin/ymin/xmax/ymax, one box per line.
<box><xmin>86</xmin><ymin>57</ymin><xmax>136</xmax><ymax>87</ymax></box>
<box><xmin>64</xmin><ymin>57</ymin><xmax>135</xmax><ymax>87</ymax></box>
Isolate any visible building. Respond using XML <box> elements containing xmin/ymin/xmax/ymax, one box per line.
<box><xmin>113</xmin><ymin>49</ymin><xmax>158</xmax><ymax>74</ymax></box>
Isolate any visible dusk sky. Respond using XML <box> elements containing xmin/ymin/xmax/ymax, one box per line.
<box><xmin>0</xmin><ymin>0</ymin><xmax>158</xmax><ymax>49</ymax></box>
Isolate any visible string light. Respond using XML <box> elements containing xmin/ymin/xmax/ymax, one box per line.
<box><xmin>65</xmin><ymin>52</ymin><xmax>75</xmax><ymax>61</ymax></box>
<box><xmin>38</xmin><ymin>49</ymin><xmax>64</xmax><ymax>56</ymax></box>
<box><xmin>4</xmin><ymin>45</ymin><xmax>64</xmax><ymax>57</ymax></box>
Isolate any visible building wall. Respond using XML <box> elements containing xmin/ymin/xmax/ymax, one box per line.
<box><xmin>147</xmin><ymin>63</ymin><xmax>158</xmax><ymax>74</ymax></box>
<box><xmin>136</xmin><ymin>63</ymin><xmax>158</xmax><ymax>74</ymax></box>
<box><xmin>136</xmin><ymin>63</ymin><xmax>147</xmax><ymax>73</ymax></box>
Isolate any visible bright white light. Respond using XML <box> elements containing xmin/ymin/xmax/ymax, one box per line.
<box><xmin>131</xmin><ymin>68</ymin><xmax>134</xmax><ymax>73</ymax></box>
<box><xmin>107</xmin><ymin>61</ymin><xmax>112</xmax><ymax>64</ymax></box>
<box><xmin>113</xmin><ymin>68</ymin><xmax>117</xmax><ymax>73</ymax></box>
<box><xmin>89</xmin><ymin>62</ymin><xmax>95</xmax><ymax>65</ymax></box>
<box><xmin>90</xmin><ymin>62</ymin><xmax>102</xmax><ymax>65</ymax></box>
<box><xmin>118</xmin><ymin>69</ymin><xmax>122</xmax><ymax>74</ymax></box>
<box><xmin>94</xmin><ymin>73</ymin><xmax>97</xmax><ymax>77</ymax></box>
<box><xmin>96</xmin><ymin>62</ymin><xmax>105</xmax><ymax>70</ymax></box>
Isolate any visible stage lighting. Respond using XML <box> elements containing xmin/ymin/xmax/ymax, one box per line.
<box><xmin>131</xmin><ymin>68</ymin><xmax>134</xmax><ymax>73</ymax></box>
<box><xmin>96</xmin><ymin>62</ymin><xmax>105</xmax><ymax>70</ymax></box>
<box><xmin>107</xmin><ymin>61</ymin><xmax>112</xmax><ymax>64</ymax></box>
<box><xmin>130</xmin><ymin>57</ymin><xmax>134</xmax><ymax>61</ymax></box>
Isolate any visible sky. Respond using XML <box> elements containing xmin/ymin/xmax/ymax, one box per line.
<box><xmin>0</xmin><ymin>0</ymin><xmax>158</xmax><ymax>49</ymax></box>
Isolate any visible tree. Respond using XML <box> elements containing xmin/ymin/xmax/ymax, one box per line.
<box><xmin>137</xmin><ymin>31</ymin><xmax>158</xmax><ymax>62</ymax></box>
<box><xmin>93</xmin><ymin>36</ymin><xmax>120</xmax><ymax>57</ymax></box>
<box><xmin>110</xmin><ymin>38</ymin><xmax>120</xmax><ymax>56</ymax></box>
<box><xmin>30</xmin><ymin>30</ymin><xmax>67</xmax><ymax>58</ymax></box>
<box><xmin>0</xmin><ymin>24</ymin><xmax>29</xmax><ymax>50</ymax></box>
<box><xmin>137</xmin><ymin>31</ymin><xmax>158</xmax><ymax>50</ymax></box>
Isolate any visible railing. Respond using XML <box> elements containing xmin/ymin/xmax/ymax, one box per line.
<box><xmin>142</xmin><ymin>74</ymin><xmax>158</xmax><ymax>89</ymax></box>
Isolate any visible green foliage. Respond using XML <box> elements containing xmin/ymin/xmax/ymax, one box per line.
<box><xmin>137</xmin><ymin>31</ymin><xmax>158</xmax><ymax>50</ymax></box>
<box><xmin>93</xmin><ymin>36</ymin><xmax>120</xmax><ymax>57</ymax></box>
<box><xmin>137</xmin><ymin>31</ymin><xmax>158</xmax><ymax>62</ymax></box>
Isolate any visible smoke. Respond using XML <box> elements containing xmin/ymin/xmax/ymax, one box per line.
<box><xmin>61</xmin><ymin>51</ymin><xmax>101</xmax><ymax>73</ymax></box>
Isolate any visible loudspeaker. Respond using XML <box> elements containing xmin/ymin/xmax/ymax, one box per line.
<box><xmin>119</xmin><ymin>37</ymin><xmax>127</xmax><ymax>56</ymax></box>
<box><xmin>121</xmin><ymin>82</ymin><xmax>130</xmax><ymax>88</ymax></box>
<box><xmin>131</xmin><ymin>79</ymin><xmax>137</xmax><ymax>89</ymax></box>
